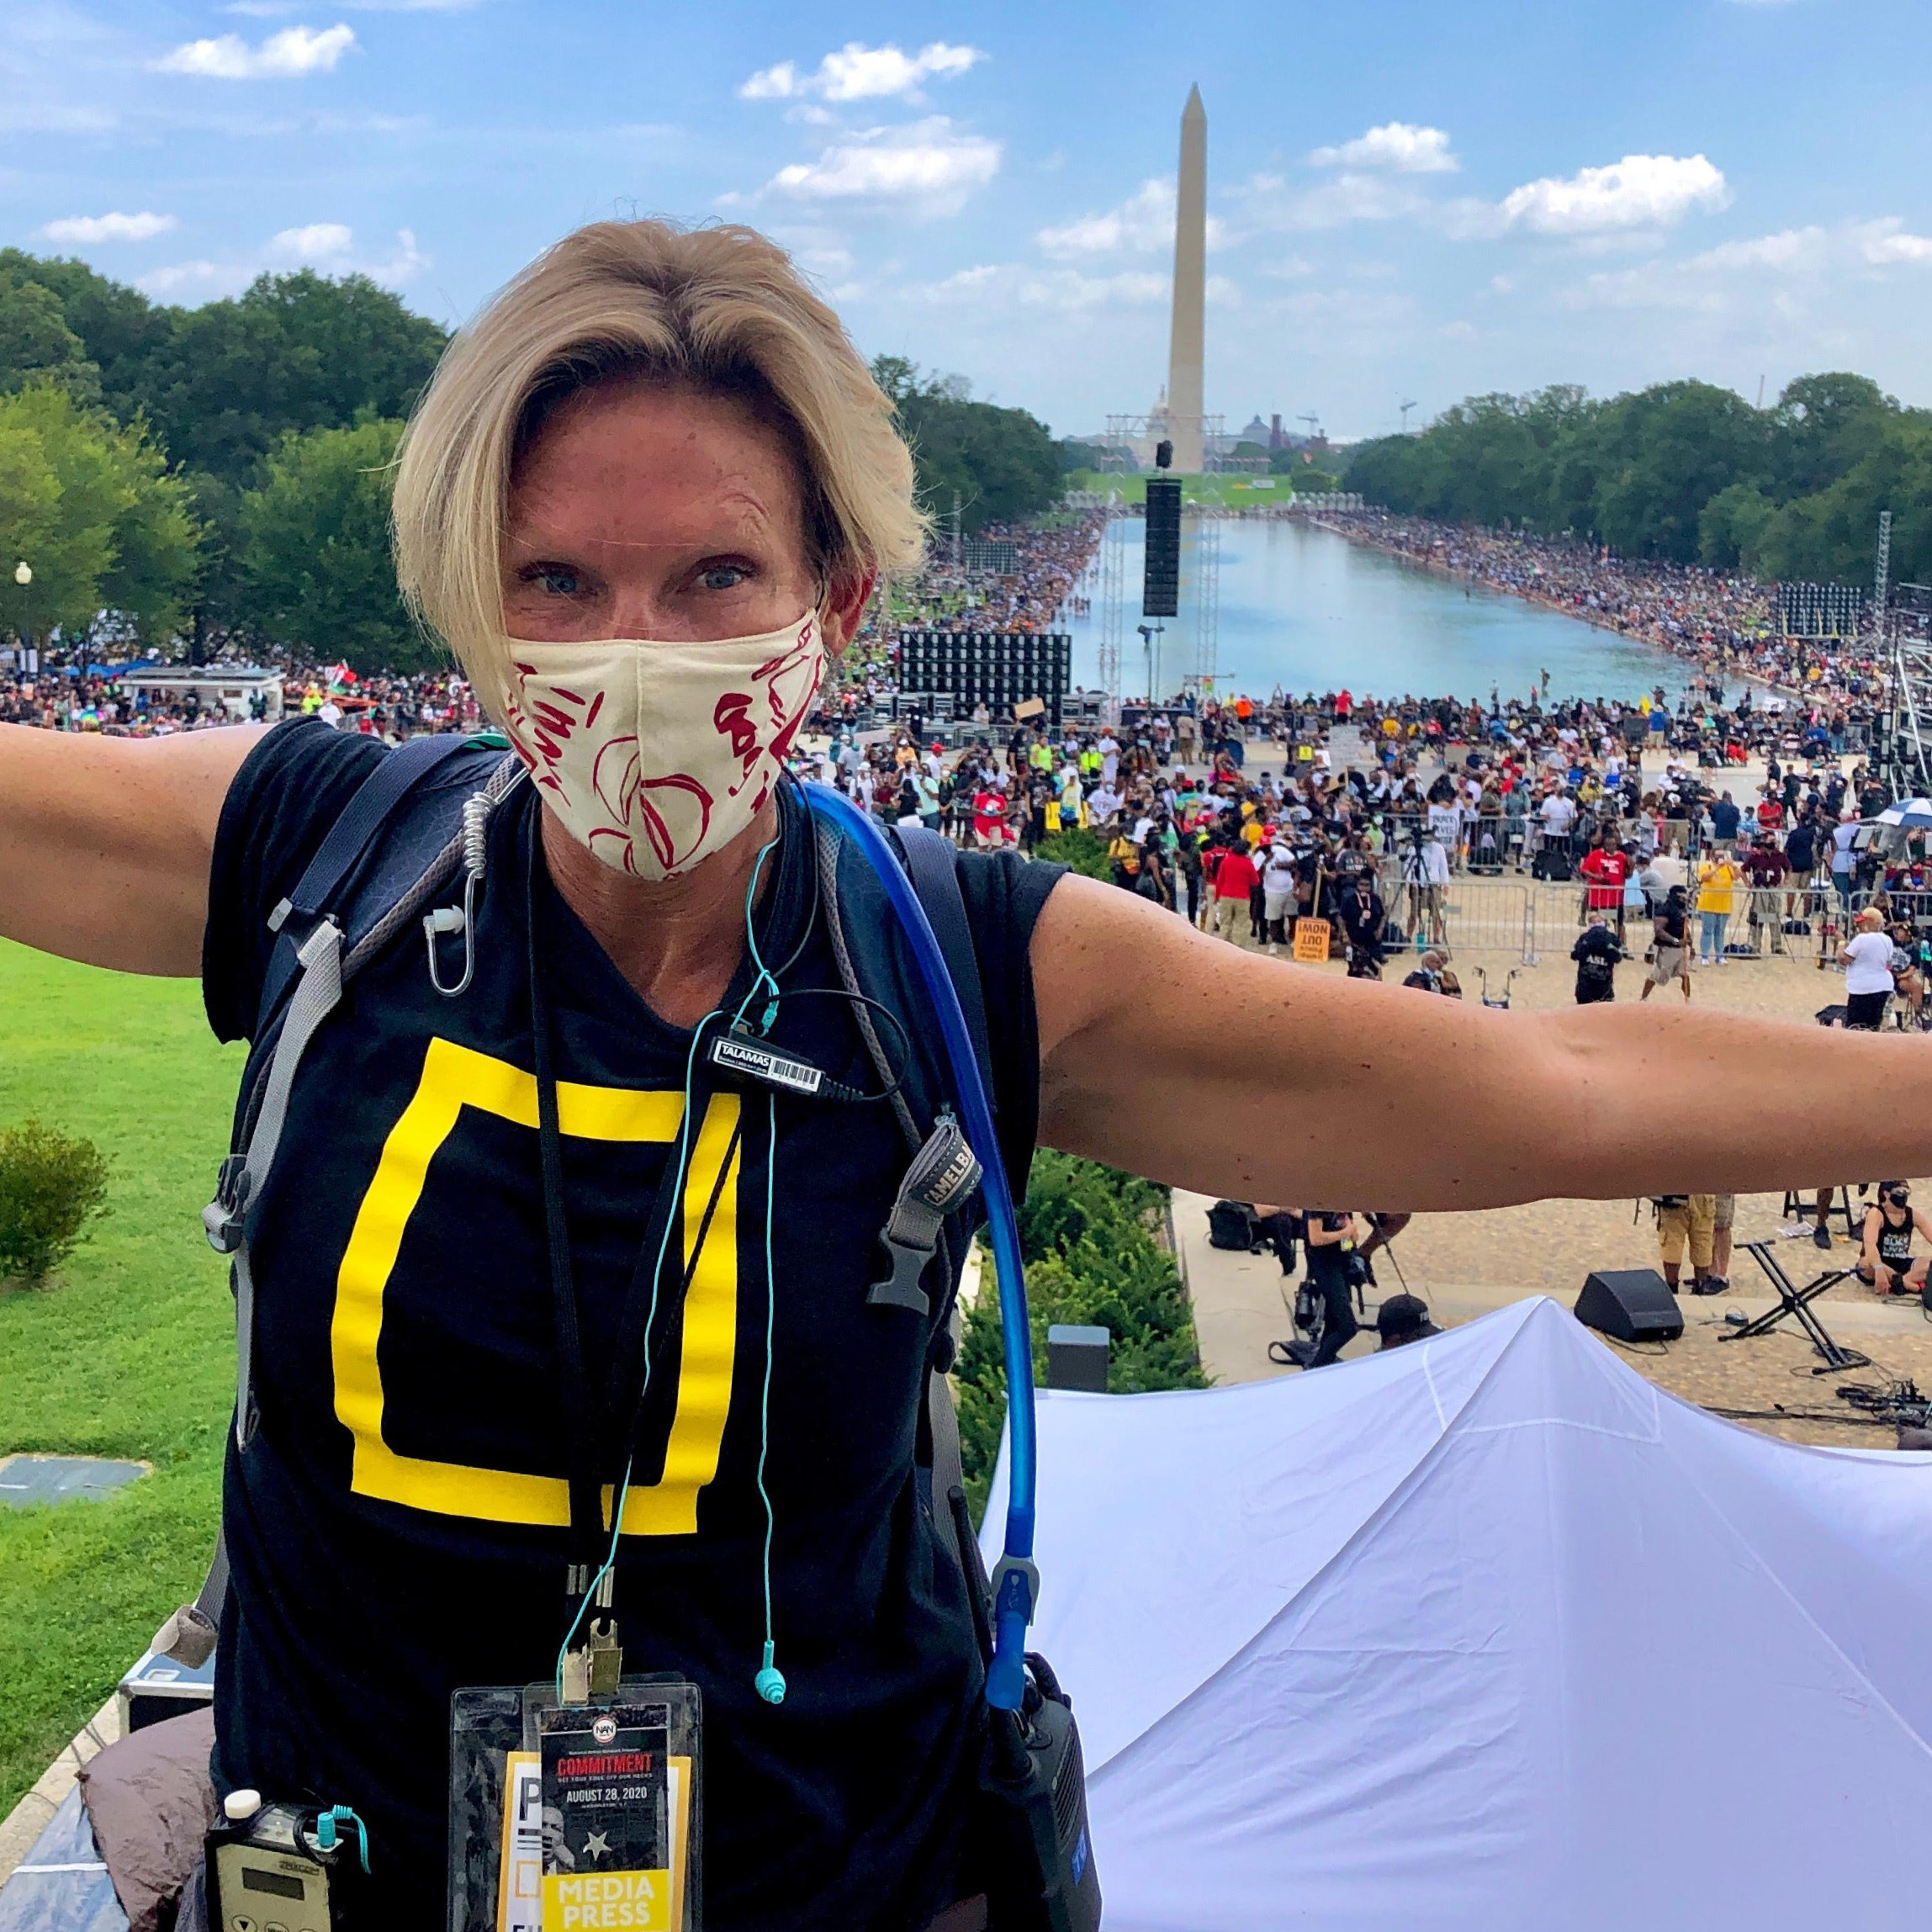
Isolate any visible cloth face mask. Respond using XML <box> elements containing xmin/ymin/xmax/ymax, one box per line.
<box><xmin>500</xmin><ymin>611</ymin><xmax>826</xmax><ymax>881</ymax></box>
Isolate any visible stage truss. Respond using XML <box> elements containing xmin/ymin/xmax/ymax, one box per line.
<box><xmin>1190</xmin><ymin>511</ymin><xmax>1220</xmax><ymax>690</ymax></box>
<box><xmin>1095</xmin><ymin>513</ymin><xmax>1126</xmax><ymax>713</ymax></box>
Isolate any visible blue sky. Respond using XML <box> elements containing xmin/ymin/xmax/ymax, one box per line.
<box><xmin>6</xmin><ymin>0</ymin><xmax>1932</xmax><ymax>441</ymax></box>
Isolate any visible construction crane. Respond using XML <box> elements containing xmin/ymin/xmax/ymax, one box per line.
<box><xmin>1298</xmin><ymin>411</ymin><xmax>1321</xmax><ymax>442</ymax></box>
<box><xmin>1399</xmin><ymin>398</ymin><xmax>1419</xmax><ymax>434</ymax></box>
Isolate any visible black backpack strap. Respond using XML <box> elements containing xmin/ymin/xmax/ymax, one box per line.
<box><xmin>257</xmin><ymin>731</ymin><xmax>474</xmax><ymax>1024</ymax></box>
<box><xmin>896</xmin><ymin>823</ymin><xmax>995</xmax><ymax>1115</ymax></box>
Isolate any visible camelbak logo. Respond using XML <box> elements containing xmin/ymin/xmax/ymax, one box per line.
<box><xmin>1071</xmin><ymin>1828</ymin><xmax>1088</xmax><ymax>1885</ymax></box>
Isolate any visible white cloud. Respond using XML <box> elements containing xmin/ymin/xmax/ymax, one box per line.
<box><xmin>40</xmin><ymin>210</ymin><xmax>177</xmax><ymax>243</ymax></box>
<box><xmin>1857</xmin><ymin>216</ymin><xmax>1932</xmax><ymax>264</ymax></box>
<box><xmin>1037</xmin><ymin>177</ymin><xmax>1228</xmax><ymax>257</ymax></box>
<box><xmin>1565</xmin><ymin>218</ymin><xmax>1932</xmax><ymax>315</ymax></box>
<box><xmin>1242</xmin><ymin>168</ymin><xmax>1428</xmax><ymax>232</ymax></box>
<box><xmin>140</xmin><ymin>223</ymin><xmax>425</xmax><ymax>304</ymax></box>
<box><xmin>1494</xmin><ymin>153</ymin><xmax>1730</xmax><ymax>236</ymax></box>
<box><xmin>740</xmin><ymin>61</ymin><xmax>798</xmax><ymax>99</ymax></box>
<box><xmin>1310</xmin><ymin>122</ymin><xmax>1458</xmax><ymax>174</ymax></box>
<box><xmin>766</xmin><ymin>118</ymin><xmax>999</xmax><ymax>218</ymax></box>
<box><xmin>1039</xmin><ymin>179</ymin><xmax>1172</xmax><ymax>257</ymax></box>
<box><xmin>906</xmin><ymin>263</ymin><xmax>1167</xmax><ymax>312</ymax></box>
<box><xmin>139</xmin><ymin>260</ymin><xmax>247</xmax><ymax>298</ymax></box>
<box><xmin>269</xmin><ymin>220</ymin><xmax>353</xmax><ymax>261</ymax></box>
<box><xmin>741</xmin><ymin>40</ymin><xmax>983</xmax><ymax>104</ymax></box>
<box><xmin>154</xmin><ymin>24</ymin><xmax>356</xmax><ymax>78</ymax></box>
<box><xmin>1263</xmin><ymin>255</ymin><xmax>1315</xmax><ymax>279</ymax></box>
<box><xmin>1015</xmin><ymin>269</ymin><xmax>1166</xmax><ymax>311</ymax></box>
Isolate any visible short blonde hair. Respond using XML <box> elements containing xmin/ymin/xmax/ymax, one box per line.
<box><xmin>392</xmin><ymin>219</ymin><xmax>924</xmax><ymax>714</ymax></box>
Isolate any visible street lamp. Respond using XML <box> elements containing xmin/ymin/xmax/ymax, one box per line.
<box><xmin>11</xmin><ymin>561</ymin><xmax>29</xmax><ymax>675</ymax></box>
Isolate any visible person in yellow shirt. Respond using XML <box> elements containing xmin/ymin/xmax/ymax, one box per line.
<box><xmin>1696</xmin><ymin>853</ymin><xmax>1739</xmax><ymax>966</ymax></box>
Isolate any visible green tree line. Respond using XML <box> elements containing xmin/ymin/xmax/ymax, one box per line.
<box><xmin>870</xmin><ymin>357</ymin><xmax>1062</xmax><ymax>537</ymax></box>
<box><xmin>1</xmin><ymin>251</ymin><xmax>447</xmax><ymax>669</ymax></box>
<box><xmin>0</xmin><ymin>252</ymin><xmax>1071</xmax><ymax>673</ymax></box>
<box><xmin>1345</xmin><ymin>373</ymin><xmax>1929</xmax><ymax>586</ymax></box>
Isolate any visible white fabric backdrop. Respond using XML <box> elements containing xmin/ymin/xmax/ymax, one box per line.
<box><xmin>981</xmin><ymin>1295</ymin><xmax>1932</xmax><ymax>1931</ymax></box>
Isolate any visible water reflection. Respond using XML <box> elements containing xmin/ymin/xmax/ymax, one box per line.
<box><xmin>1070</xmin><ymin>517</ymin><xmax>1698</xmax><ymax>706</ymax></box>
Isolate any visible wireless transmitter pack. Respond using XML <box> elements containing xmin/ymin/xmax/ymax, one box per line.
<box><xmin>205</xmin><ymin>1789</ymin><xmax>368</xmax><ymax>1932</ymax></box>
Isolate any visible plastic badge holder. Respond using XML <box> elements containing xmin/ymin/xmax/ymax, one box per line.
<box><xmin>447</xmin><ymin>1686</ymin><xmax>529</xmax><ymax>1932</ymax></box>
<box><xmin>447</xmin><ymin>1679</ymin><xmax>701</xmax><ymax>1931</ymax></box>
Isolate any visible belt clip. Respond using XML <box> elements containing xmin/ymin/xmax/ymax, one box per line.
<box><xmin>870</xmin><ymin>1113</ymin><xmax>983</xmax><ymax>1316</ymax></box>
<box><xmin>202</xmin><ymin>1154</ymin><xmax>250</xmax><ymax>1255</ymax></box>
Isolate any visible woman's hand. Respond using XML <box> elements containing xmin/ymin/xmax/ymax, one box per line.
<box><xmin>0</xmin><ymin>722</ymin><xmax>262</xmax><ymax>975</ymax></box>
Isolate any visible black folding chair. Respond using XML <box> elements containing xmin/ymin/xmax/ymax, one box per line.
<box><xmin>1781</xmin><ymin>1185</ymin><xmax>1862</xmax><ymax>1240</ymax></box>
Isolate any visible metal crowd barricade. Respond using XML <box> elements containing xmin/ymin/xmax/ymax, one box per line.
<box><xmin>1374</xmin><ymin>855</ymin><xmax>1536</xmax><ymax>963</ymax></box>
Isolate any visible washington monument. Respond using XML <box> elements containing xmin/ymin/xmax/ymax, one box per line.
<box><xmin>1166</xmin><ymin>85</ymin><xmax>1207</xmax><ymax>474</ymax></box>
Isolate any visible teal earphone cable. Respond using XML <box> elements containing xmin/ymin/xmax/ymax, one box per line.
<box><xmin>553</xmin><ymin>834</ymin><xmax>785</xmax><ymax>1694</ymax></box>
<box><xmin>753</xmin><ymin>1089</ymin><xmax>786</xmax><ymax>1705</ymax></box>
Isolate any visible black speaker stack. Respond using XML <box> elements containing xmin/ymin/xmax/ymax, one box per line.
<box><xmin>895</xmin><ymin>630</ymin><xmax>1072</xmax><ymax>727</ymax></box>
<box><xmin>1143</xmin><ymin>479</ymin><xmax>1182</xmax><ymax>618</ymax></box>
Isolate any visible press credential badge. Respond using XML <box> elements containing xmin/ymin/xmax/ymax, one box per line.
<box><xmin>538</xmin><ymin>1702</ymin><xmax>672</xmax><ymax>1930</ymax></box>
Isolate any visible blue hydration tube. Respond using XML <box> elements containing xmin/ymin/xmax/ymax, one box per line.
<box><xmin>802</xmin><ymin>783</ymin><xmax>1038</xmax><ymax>1710</ymax></box>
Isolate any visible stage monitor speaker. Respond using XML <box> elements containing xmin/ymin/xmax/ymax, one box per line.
<box><xmin>1143</xmin><ymin>478</ymin><xmax>1181</xmax><ymax>617</ymax></box>
<box><xmin>1575</xmin><ymin>1268</ymin><xmax>1683</xmax><ymax>1342</ymax></box>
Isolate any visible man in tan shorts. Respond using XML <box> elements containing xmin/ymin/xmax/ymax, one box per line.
<box><xmin>1655</xmin><ymin>1193</ymin><xmax>1716</xmax><ymax>1294</ymax></box>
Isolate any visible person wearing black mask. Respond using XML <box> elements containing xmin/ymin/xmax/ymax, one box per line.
<box><xmin>1641</xmin><ymin>884</ymin><xmax>1693</xmax><ymax>1003</ymax></box>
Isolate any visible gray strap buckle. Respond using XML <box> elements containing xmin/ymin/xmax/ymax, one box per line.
<box><xmin>871</xmin><ymin>1114</ymin><xmax>982</xmax><ymax>1315</ymax></box>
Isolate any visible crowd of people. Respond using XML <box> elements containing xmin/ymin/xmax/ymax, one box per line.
<box><xmin>0</xmin><ymin>653</ymin><xmax>481</xmax><ymax>738</ymax></box>
<box><xmin>1321</xmin><ymin>511</ymin><xmax>1891</xmax><ymax>705</ymax></box>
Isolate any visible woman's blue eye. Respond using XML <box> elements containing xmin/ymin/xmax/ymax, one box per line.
<box><xmin>537</xmin><ymin>569</ymin><xmax>577</xmax><ymax>595</ymax></box>
<box><xmin>701</xmin><ymin>565</ymin><xmax>747</xmax><ymax>590</ymax></box>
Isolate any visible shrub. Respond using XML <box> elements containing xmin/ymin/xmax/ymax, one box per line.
<box><xmin>956</xmin><ymin>1152</ymin><xmax>1207</xmax><ymax>1515</ymax></box>
<box><xmin>1035</xmin><ymin>828</ymin><xmax>1111</xmax><ymax>880</ymax></box>
<box><xmin>0</xmin><ymin>1119</ymin><xmax>111</xmax><ymax>1287</ymax></box>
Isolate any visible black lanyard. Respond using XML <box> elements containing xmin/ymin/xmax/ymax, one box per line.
<box><xmin>522</xmin><ymin>812</ymin><xmax>744</xmax><ymax>1592</ymax></box>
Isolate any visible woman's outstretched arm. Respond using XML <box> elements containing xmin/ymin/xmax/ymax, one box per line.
<box><xmin>0</xmin><ymin>722</ymin><xmax>262</xmax><ymax>976</ymax></box>
<box><xmin>1034</xmin><ymin>871</ymin><xmax>1926</xmax><ymax>1211</ymax></box>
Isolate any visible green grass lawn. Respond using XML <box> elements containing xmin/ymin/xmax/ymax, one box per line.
<box><xmin>0</xmin><ymin>940</ymin><xmax>243</xmax><ymax>1816</ymax></box>
<box><xmin>1065</xmin><ymin>468</ymin><xmax>1322</xmax><ymax>507</ymax></box>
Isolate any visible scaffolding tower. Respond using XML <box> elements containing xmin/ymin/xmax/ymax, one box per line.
<box><xmin>1095</xmin><ymin>512</ymin><xmax>1125</xmax><ymax>715</ymax></box>
<box><xmin>1884</xmin><ymin>582</ymin><xmax>1932</xmax><ymax>797</ymax></box>
<box><xmin>1190</xmin><ymin>511</ymin><xmax>1221</xmax><ymax>689</ymax></box>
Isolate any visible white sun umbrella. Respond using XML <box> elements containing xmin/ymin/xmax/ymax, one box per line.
<box><xmin>1875</xmin><ymin>798</ymin><xmax>1932</xmax><ymax>828</ymax></box>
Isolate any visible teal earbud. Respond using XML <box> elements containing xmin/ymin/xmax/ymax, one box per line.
<box><xmin>755</xmin><ymin>1640</ymin><xmax>786</xmax><ymax>1705</ymax></box>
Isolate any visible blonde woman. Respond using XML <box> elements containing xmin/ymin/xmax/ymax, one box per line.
<box><xmin>9</xmin><ymin>219</ymin><xmax>1932</xmax><ymax>1928</ymax></box>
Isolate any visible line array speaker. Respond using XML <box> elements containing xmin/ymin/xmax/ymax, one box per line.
<box><xmin>1143</xmin><ymin>479</ymin><xmax>1181</xmax><ymax>618</ymax></box>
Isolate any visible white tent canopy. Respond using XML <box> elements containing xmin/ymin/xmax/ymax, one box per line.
<box><xmin>981</xmin><ymin>1296</ymin><xmax>1932</xmax><ymax>1931</ymax></box>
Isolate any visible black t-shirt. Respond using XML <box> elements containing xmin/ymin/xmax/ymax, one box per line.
<box><xmin>202</xmin><ymin>722</ymin><xmax>1066</xmax><ymax>1930</ymax></box>
<box><xmin>1571</xmin><ymin>924</ymin><xmax>1620</xmax><ymax>987</ymax></box>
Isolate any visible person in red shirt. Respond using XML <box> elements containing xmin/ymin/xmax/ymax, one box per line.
<box><xmin>1577</xmin><ymin>837</ymin><xmax>1632</xmax><ymax>941</ymax></box>
<box><xmin>971</xmin><ymin>783</ymin><xmax>1008</xmax><ymax>848</ymax></box>
<box><xmin>1210</xmin><ymin>839</ymin><xmax>1259</xmax><ymax>945</ymax></box>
